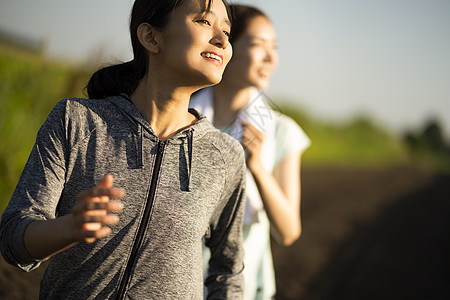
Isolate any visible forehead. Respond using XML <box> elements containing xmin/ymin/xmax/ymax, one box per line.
<box><xmin>244</xmin><ymin>16</ymin><xmax>276</xmax><ymax>40</ymax></box>
<box><xmin>174</xmin><ymin>0</ymin><xmax>229</xmax><ymax>21</ymax></box>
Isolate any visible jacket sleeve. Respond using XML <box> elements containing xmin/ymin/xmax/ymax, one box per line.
<box><xmin>0</xmin><ymin>100</ymin><xmax>68</xmax><ymax>271</ymax></box>
<box><xmin>204</xmin><ymin>140</ymin><xmax>246</xmax><ymax>299</ymax></box>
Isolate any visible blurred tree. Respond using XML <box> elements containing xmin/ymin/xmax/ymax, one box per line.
<box><xmin>403</xmin><ymin>118</ymin><xmax>450</xmax><ymax>172</ymax></box>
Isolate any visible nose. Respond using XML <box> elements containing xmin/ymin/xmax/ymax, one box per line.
<box><xmin>264</xmin><ymin>46</ymin><xmax>278</xmax><ymax>65</ymax></box>
<box><xmin>210</xmin><ymin>28</ymin><xmax>229</xmax><ymax>49</ymax></box>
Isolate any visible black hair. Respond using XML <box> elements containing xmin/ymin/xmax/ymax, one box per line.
<box><xmin>86</xmin><ymin>0</ymin><xmax>231</xmax><ymax>99</ymax></box>
<box><xmin>229</xmin><ymin>4</ymin><xmax>269</xmax><ymax>44</ymax></box>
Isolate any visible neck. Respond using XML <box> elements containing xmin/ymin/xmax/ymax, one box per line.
<box><xmin>212</xmin><ymin>84</ymin><xmax>253</xmax><ymax>128</ymax></box>
<box><xmin>130</xmin><ymin>78</ymin><xmax>198</xmax><ymax>140</ymax></box>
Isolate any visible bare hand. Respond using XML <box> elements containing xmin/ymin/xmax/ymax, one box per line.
<box><xmin>241</xmin><ymin>121</ymin><xmax>265</xmax><ymax>169</ymax></box>
<box><xmin>71</xmin><ymin>174</ymin><xmax>124</xmax><ymax>243</ymax></box>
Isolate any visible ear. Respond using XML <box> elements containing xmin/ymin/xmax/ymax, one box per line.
<box><xmin>137</xmin><ymin>23</ymin><xmax>161</xmax><ymax>54</ymax></box>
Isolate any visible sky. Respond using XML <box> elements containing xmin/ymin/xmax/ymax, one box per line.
<box><xmin>1</xmin><ymin>0</ymin><xmax>449</xmax><ymax>139</ymax></box>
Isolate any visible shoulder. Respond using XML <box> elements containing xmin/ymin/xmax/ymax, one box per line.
<box><xmin>198</xmin><ymin>121</ymin><xmax>245</xmax><ymax>169</ymax></box>
<box><xmin>52</xmin><ymin>96</ymin><xmax>128</xmax><ymax>126</ymax></box>
<box><xmin>207</xmin><ymin>125</ymin><xmax>245</xmax><ymax>160</ymax></box>
<box><xmin>274</xmin><ymin>113</ymin><xmax>308</xmax><ymax>138</ymax></box>
<box><xmin>47</xmin><ymin>97</ymin><xmax>111</xmax><ymax>120</ymax></box>
<box><xmin>272</xmin><ymin>112</ymin><xmax>311</xmax><ymax>157</ymax></box>
<box><xmin>216</xmin><ymin>131</ymin><xmax>245</xmax><ymax>161</ymax></box>
<box><xmin>273</xmin><ymin>113</ymin><xmax>301</xmax><ymax>131</ymax></box>
<box><xmin>57</xmin><ymin>97</ymin><xmax>116</xmax><ymax>114</ymax></box>
<box><xmin>43</xmin><ymin>97</ymin><xmax>122</xmax><ymax>145</ymax></box>
<box><xmin>207</xmin><ymin>129</ymin><xmax>247</xmax><ymax>188</ymax></box>
<box><xmin>40</xmin><ymin>97</ymin><xmax>93</xmax><ymax>129</ymax></box>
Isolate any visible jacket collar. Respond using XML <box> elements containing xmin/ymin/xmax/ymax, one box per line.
<box><xmin>107</xmin><ymin>94</ymin><xmax>214</xmax><ymax>143</ymax></box>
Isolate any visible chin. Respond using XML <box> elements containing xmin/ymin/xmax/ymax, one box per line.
<box><xmin>191</xmin><ymin>68</ymin><xmax>223</xmax><ymax>86</ymax></box>
<box><xmin>205</xmin><ymin>73</ymin><xmax>224</xmax><ymax>86</ymax></box>
<box><xmin>250</xmin><ymin>77</ymin><xmax>271</xmax><ymax>90</ymax></box>
<box><xmin>254</xmin><ymin>82</ymin><xmax>270</xmax><ymax>90</ymax></box>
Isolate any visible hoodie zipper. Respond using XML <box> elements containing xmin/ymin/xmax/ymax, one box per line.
<box><xmin>115</xmin><ymin>140</ymin><xmax>166</xmax><ymax>299</ymax></box>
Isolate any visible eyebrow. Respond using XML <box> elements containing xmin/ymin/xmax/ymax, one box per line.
<box><xmin>250</xmin><ymin>36</ymin><xmax>278</xmax><ymax>43</ymax></box>
<box><xmin>203</xmin><ymin>10</ymin><xmax>231</xmax><ymax>27</ymax></box>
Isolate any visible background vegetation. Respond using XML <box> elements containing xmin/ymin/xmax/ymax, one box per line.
<box><xmin>1</xmin><ymin>45</ymin><xmax>449</xmax><ymax>212</ymax></box>
<box><xmin>0</xmin><ymin>45</ymin><xmax>91</xmax><ymax>211</ymax></box>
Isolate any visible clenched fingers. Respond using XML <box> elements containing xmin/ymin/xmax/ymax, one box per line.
<box><xmin>241</xmin><ymin>121</ymin><xmax>265</xmax><ymax>155</ymax></box>
<box><xmin>71</xmin><ymin>174</ymin><xmax>125</xmax><ymax>243</ymax></box>
<box><xmin>79</xmin><ymin>226</ymin><xmax>113</xmax><ymax>243</ymax></box>
<box><xmin>74</xmin><ymin>214</ymin><xmax>120</xmax><ymax>225</ymax></box>
<box><xmin>72</xmin><ymin>200</ymin><xmax>124</xmax><ymax>214</ymax></box>
<box><xmin>76</xmin><ymin>187</ymin><xmax>125</xmax><ymax>201</ymax></box>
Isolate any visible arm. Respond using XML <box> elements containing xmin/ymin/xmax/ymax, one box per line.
<box><xmin>242</xmin><ymin>121</ymin><xmax>302</xmax><ymax>246</ymax></box>
<box><xmin>24</xmin><ymin>174</ymin><xmax>124</xmax><ymax>260</ymax></box>
<box><xmin>0</xmin><ymin>101</ymin><xmax>124</xmax><ymax>269</ymax></box>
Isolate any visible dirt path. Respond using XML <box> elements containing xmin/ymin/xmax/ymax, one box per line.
<box><xmin>1</xmin><ymin>165</ymin><xmax>449</xmax><ymax>299</ymax></box>
<box><xmin>272</xmin><ymin>165</ymin><xmax>450</xmax><ymax>300</ymax></box>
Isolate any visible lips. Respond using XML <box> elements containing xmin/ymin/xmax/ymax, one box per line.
<box><xmin>201</xmin><ymin>52</ymin><xmax>223</xmax><ymax>65</ymax></box>
<box><xmin>258</xmin><ymin>71</ymin><xmax>271</xmax><ymax>79</ymax></box>
<box><xmin>258</xmin><ymin>67</ymin><xmax>274</xmax><ymax>79</ymax></box>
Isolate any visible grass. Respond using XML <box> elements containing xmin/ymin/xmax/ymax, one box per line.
<box><xmin>275</xmin><ymin>102</ymin><xmax>409</xmax><ymax>168</ymax></box>
<box><xmin>0</xmin><ymin>45</ymin><xmax>91</xmax><ymax>211</ymax></box>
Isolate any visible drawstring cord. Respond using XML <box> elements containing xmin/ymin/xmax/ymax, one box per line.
<box><xmin>137</xmin><ymin>123</ymin><xmax>143</xmax><ymax>168</ymax></box>
<box><xmin>183</xmin><ymin>129</ymin><xmax>194</xmax><ymax>192</ymax></box>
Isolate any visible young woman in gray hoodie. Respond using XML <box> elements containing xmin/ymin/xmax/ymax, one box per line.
<box><xmin>0</xmin><ymin>0</ymin><xmax>246</xmax><ymax>299</ymax></box>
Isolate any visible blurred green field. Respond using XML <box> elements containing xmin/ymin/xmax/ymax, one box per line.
<box><xmin>0</xmin><ymin>45</ymin><xmax>91</xmax><ymax>211</ymax></box>
<box><xmin>1</xmin><ymin>45</ymin><xmax>448</xmax><ymax>212</ymax></box>
<box><xmin>276</xmin><ymin>102</ymin><xmax>450</xmax><ymax>173</ymax></box>
<box><xmin>276</xmin><ymin>102</ymin><xmax>408</xmax><ymax>168</ymax></box>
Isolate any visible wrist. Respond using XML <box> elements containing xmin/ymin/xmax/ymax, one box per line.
<box><xmin>247</xmin><ymin>157</ymin><xmax>264</xmax><ymax>174</ymax></box>
<box><xmin>63</xmin><ymin>214</ymin><xmax>79</xmax><ymax>243</ymax></box>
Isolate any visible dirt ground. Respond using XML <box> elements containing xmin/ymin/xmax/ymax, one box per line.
<box><xmin>1</xmin><ymin>165</ymin><xmax>449</xmax><ymax>299</ymax></box>
<box><xmin>272</xmin><ymin>165</ymin><xmax>450</xmax><ymax>300</ymax></box>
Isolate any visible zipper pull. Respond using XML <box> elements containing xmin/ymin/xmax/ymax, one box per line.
<box><xmin>158</xmin><ymin>141</ymin><xmax>166</xmax><ymax>154</ymax></box>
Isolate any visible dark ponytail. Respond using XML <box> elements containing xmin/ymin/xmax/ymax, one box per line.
<box><xmin>86</xmin><ymin>61</ymin><xmax>142</xmax><ymax>99</ymax></box>
<box><xmin>87</xmin><ymin>0</ymin><xmax>231</xmax><ymax>99</ymax></box>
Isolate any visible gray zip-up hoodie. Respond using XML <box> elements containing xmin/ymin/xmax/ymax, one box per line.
<box><xmin>0</xmin><ymin>95</ymin><xmax>246</xmax><ymax>299</ymax></box>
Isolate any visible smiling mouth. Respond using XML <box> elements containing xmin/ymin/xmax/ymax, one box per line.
<box><xmin>201</xmin><ymin>52</ymin><xmax>223</xmax><ymax>64</ymax></box>
<box><xmin>259</xmin><ymin>72</ymin><xmax>271</xmax><ymax>79</ymax></box>
<box><xmin>259</xmin><ymin>68</ymin><xmax>274</xmax><ymax>79</ymax></box>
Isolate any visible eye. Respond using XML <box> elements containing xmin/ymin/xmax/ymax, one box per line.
<box><xmin>250</xmin><ymin>42</ymin><xmax>264</xmax><ymax>48</ymax></box>
<box><xmin>196</xmin><ymin>19</ymin><xmax>211</xmax><ymax>26</ymax></box>
<box><xmin>223</xmin><ymin>30</ymin><xmax>230</xmax><ymax>38</ymax></box>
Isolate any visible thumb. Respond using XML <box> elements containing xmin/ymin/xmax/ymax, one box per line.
<box><xmin>97</xmin><ymin>174</ymin><xmax>114</xmax><ymax>189</ymax></box>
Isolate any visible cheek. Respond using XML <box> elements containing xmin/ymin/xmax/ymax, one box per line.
<box><xmin>223</xmin><ymin>46</ymin><xmax>233</xmax><ymax>67</ymax></box>
<box><xmin>230</xmin><ymin>50</ymin><xmax>252</xmax><ymax>70</ymax></box>
<box><xmin>273</xmin><ymin>51</ymin><xmax>280</xmax><ymax>67</ymax></box>
<box><xmin>248</xmin><ymin>49</ymin><xmax>267</xmax><ymax>66</ymax></box>
<box><xmin>226</xmin><ymin>58</ymin><xmax>250</xmax><ymax>78</ymax></box>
